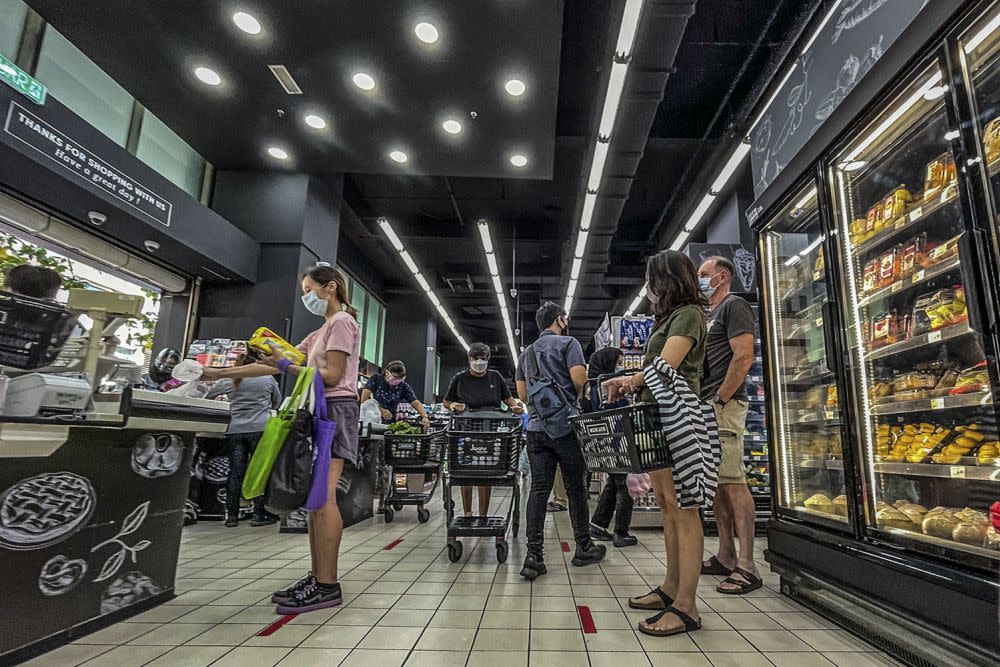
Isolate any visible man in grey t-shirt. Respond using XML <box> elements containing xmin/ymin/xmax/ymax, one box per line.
<box><xmin>515</xmin><ymin>302</ymin><xmax>606</xmax><ymax>579</ymax></box>
<box><xmin>698</xmin><ymin>256</ymin><xmax>762</xmax><ymax>594</ymax></box>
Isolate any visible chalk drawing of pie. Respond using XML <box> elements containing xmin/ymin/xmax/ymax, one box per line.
<box><xmin>0</xmin><ymin>472</ymin><xmax>96</xmax><ymax>550</ymax></box>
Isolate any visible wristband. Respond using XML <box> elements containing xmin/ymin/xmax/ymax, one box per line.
<box><xmin>277</xmin><ymin>359</ymin><xmax>292</xmax><ymax>373</ymax></box>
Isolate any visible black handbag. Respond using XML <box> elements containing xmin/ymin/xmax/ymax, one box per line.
<box><xmin>264</xmin><ymin>402</ymin><xmax>315</xmax><ymax>516</ymax></box>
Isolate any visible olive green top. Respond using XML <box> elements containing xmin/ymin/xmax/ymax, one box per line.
<box><xmin>641</xmin><ymin>304</ymin><xmax>707</xmax><ymax>401</ymax></box>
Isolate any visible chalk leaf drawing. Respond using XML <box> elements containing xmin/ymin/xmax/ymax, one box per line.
<box><xmin>131</xmin><ymin>433</ymin><xmax>183</xmax><ymax>479</ymax></box>
<box><xmin>752</xmin><ymin>55</ymin><xmax>811</xmax><ymax>191</ymax></box>
<box><xmin>91</xmin><ymin>501</ymin><xmax>152</xmax><ymax>582</ymax></box>
<box><xmin>0</xmin><ymin>472</ymin><xmax>96</xmax><ymax>550</ymax></box>
<box><xmin>816</xmin><ymin>35</ymin><xmax>885</xmax><ymax>122</ymax></box>
<box><xmin>100</xmin><ymin>571</ymin><xmax>163</xmax><ymax>614</ymax></box>
<box><xmin>832</xmin><ymin>0</ymin><xmax>889</xmax><ymax>44</ymax></box>
<box><xmin>38</xmin><ymin>554</ymin><xmax>88</xmax><ymax>596</ymax></box>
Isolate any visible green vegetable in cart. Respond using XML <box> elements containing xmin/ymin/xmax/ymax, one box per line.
<box><xmin>388</xmin><ymin>421</ymin><xmax>422</xmax><ymax>435</ymax></box>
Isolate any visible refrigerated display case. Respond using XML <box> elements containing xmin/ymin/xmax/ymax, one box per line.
<box><xmin>754</xmin><ymin>5</ymin><xmax>1000</xmax><ymax>664</ymax></box>
<box><xmin>759</xmin><ymin>181</ymin><xmax>851</xmax><ymax>531</ymax></box>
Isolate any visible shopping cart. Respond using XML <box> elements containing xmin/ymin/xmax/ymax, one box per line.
<box><xmin>382</xmin><ymin>416</ymin><xmax>446</xmax><ymax>524</ymax></box>
<box><xmin>442</xmin><ymin>410</ymin><xmax>522</xmax><ymax>563</ymax></box>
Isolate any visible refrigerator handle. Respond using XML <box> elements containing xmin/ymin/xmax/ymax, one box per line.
<box><xmin>968</xmin><ymin>229</ymin><xmax>997</xmax><ymax>334</ymax></box>
<box><xmin>821</xmin><ymin>300</ymin><xmax>839</xmax><ymax>376</ymax></box>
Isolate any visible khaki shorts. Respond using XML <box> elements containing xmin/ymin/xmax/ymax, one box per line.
<box><xmin>714</xmin><ymin>399</ymin><xmax>749</xmax><ymax>485</ymax></box>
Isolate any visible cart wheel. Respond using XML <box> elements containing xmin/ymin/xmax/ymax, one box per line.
<box><xmin>417</xmin><ymin>508</ymin><xmax>430</xmax><ymax>523</ymax></box>
<box><xmin>496</xmin><ymin>539</ymin><xmax>509</xmax><ymax>563</ymax></box>
<box><xmin>393</xmin><ymin>503</ymin><xmax>404</xmax><ymax>511</ymax></box>
<box><xmin>447</xmin><ymin>540</ymin><xmax>463</xmax><ymax>563</ymax></box>
<box><xmin>384</xmin><ymin>508</ymin><xmax>394</xmax><ymax>523</ymax></box>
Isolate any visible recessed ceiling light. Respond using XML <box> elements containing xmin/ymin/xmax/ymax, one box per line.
<box><xmin>389</xmin><ymin>150</ymin><xmax>408</xmax><ymax>163</ymax></box>
<box><xmin>267</xmin><ymin>146</ymin><xmax>288</xmax><ymax>160</ymax></box>
<box><xmin>505</xmin><ymin>79</ymin><xmax>526</xmax><ymax>96</ymax></box>
<box><xmin>232</xmin><ymin>11</ymin><xmax>261</xmax><ymax>35</ymax></box>
<box><xmin>304</xmin><ymin>114</ymin><xmax>326</xmax><ymax>129</ymax></box>
<box><xmin>414</xmin><ymin>22</ymin><xmax>439</xmax><ymax>44</ymax></box>
<box><xmin>442</xmin><ymin>119</ymin><xmax>462</xmax><ymax>134</ymax></box>
<box><xmin>194</xmin><ymin>66</ymin><xmax>221</xmax><ymax>86</ymax></box>
<box><xmin>510</xmin><ymin>154</ymin><xmax>528</xmax><ymax>167</ymax></box>
<box><xmin>352</xmin><ymin>72</ymin><xmax>376</xmax><ymax>91</ymax></box>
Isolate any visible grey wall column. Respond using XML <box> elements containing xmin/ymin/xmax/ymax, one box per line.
<box><xmin>383</xmin><ymin>295</ymin><xmax>439</xmax><ymax>404</ymax></box>
<box><xmin>196</xmin><ymin>171</ymin><xmax>344</xmax><ymax>348</ymax></box>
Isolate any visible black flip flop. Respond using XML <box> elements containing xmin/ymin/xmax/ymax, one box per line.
<box><xmin>717</xmin><ymin>567</ymin><xmax>763</xmax><ymax>595</ymax></box>
<box><xmin>700</xmin><ymin>555</ymin><xmax>732</xmax><ymax>576</ymax></box>
<box><xmin>638</xmin><ymin>606</ymin><xmax>702</xmax><ymax>637</ymax></box>
<box><xmin>628</xmin><ymin>586</ymin><xmax>674</xmax><ymax>610</ymax></box>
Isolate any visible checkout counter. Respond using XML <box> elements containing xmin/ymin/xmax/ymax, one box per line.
<box><xmin>0</xmin><ymin>290</ymin><xmax>229</xmax><ymax>663</ymax></box>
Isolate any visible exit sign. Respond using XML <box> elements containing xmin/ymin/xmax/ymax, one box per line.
<box><xmin>0</xmin><ymin>55</ymin><xmax>45</xmax><ymax>105</ymax></box>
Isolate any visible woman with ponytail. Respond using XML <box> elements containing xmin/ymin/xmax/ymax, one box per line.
<box><xmin>202</xmin><ymin>262</ymin><xmax>360</xmax><ymax>614</ymax></box>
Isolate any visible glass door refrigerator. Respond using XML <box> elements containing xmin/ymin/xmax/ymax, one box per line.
<box><xmin>757</xmin><ymin>16</ymin><xmax>1000</xmax><ymax>665</ymax></box>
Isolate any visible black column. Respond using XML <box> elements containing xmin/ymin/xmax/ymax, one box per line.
<box><xmin>383</xmin><ymin>295</ymin><xmax>438</xmax><ymax>404</ymax></box>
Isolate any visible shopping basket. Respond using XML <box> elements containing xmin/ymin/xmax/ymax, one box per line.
<box><xmin>446</xmin><ymin>414</ymin><xmax>521</xmax><ymax>477</ymax></box>
<box><xmin>569</xmin><ymin>402</ymin><xmax>672</xmax><ymax>474</ymax></box>
<box><xmin>384</xmin><ymin>428</ymin><xmax>445</xmax><ymax>467</ymax></box>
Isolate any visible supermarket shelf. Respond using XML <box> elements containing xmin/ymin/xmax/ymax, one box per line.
<box><xmin>865</xmin><ymin>322</ymin><xmax>974</xmax><ymax>361</ymax></box>
<box><xmin>799</xmin><ymin>458</ymin><xmax>845</xmax><ymax>471</ymax></box>
<box><xmin>792</xmin><ymin>408</ymin><xmax>841</xmax><ymax>426</ymax></box>
<box><xmin>857</xmin><ymin>255</ymin><xmax>961</xmax><ymax>308</ymax></box>
<box><xmin>878</xmin><ymin>525</ymin><xmax>1000</xmax><ymax>559</ymax></box>
<box><xmin>871</xmin><ymin>391</ymin><xmax>992</xmax><ymax>416</ymax></box>
<box><xmin>783</xmin><ymin>364</ymin><xmax>835</xmax><ymax>385</ymax></box>
<box><xmin>852</xmin><ymin>188</ymin><xmax>959</xmax><ymax>256</ymax></box>
<box><xmin>873</xmin><ymin>460</ymin><xmax>1000</xmax><ymax>481</ymax></box>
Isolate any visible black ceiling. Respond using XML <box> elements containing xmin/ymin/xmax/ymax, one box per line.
<box><xmin>27</xmin><ymin>0</ymin><xmax>562</xmax><ymax>179</ymax></box>
<box><xmin>26</xmin><ymin>0</ymin><xmax>808</xmax><ymax>368</ymax></box>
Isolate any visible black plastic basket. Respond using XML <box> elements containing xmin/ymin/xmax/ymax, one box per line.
<box><xmin>569</xmin><ymin>402</ymin><xmax>671</xmax><ymax>473</ymax></box>
<box><xmin>450</xmin><ymin>413</ymin><xmax>521</xmax><ymax>433</ymax></box>
<box><xmin>385</xmin><ymin>429</ymin><xmax>445</xmax><ymax>467</ymax></box>
<box><xmin>446</xmin><ymin>430</ymin><xmax>520</xmax><ymax>476</ymax></box>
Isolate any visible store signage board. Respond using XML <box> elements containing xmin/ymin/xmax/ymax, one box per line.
<box><xmin>749</xmin><ymin>0</ymin><xmax>932</xmax><ymax>197</ymax></box>
<box><xmin>0</xmin><ymin>55</ymin><xmax>45</xmax><ymax>105</ymax></box>
<box><xmin>2</xmin><ymin>101</ymin><xmax>172</xmax><ymax>226</ymax></box>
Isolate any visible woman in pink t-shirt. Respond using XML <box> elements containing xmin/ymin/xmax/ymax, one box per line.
<box><xmin>202</xmin><ymin>264</ymin><xmax>359</xmax><ymax>615</ymax></box>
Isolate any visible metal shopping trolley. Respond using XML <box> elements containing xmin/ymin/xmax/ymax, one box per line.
<box><xmin>383</xmin><ymin>416</ymin><xmax>447</xmax><ymax>524</ymax></box>
<box><xmin>443</xmin><ymin>410</ymin><xmax>522</xmax><ymax>563</ymax></box>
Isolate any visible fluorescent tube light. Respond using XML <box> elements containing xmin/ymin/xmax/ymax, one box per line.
<box><xmin>615</xmin><ymin>0</ymin><xmax>645</xmax><ymax>56</ymax></box>
<box><xmin>588</xmin><ymin>141</ymin><xmax>610</xmax><ymax>191</ymax></box>
<box><xmin>378</xmin><ymin>218</ymin><xmax>404</xmax><ymax>251</ymax></box>
<box><xmin>571</xmin><ymin>257</ymin><xmax>583</xmax><ymax>280</ymax></box>
<box><xmin>400</xmin><ymin>250</ymin><xmax>419</xmax><ymax>274</ymax></box>
<box><xmin>709</xmin><ymin>142</ymin><xmax>750</xmax><ymax>193</ymax></box>
<box><xmin>580</xmin><ymin>192</ymin><xmax>597</xmax><ymax>230</ymax></box>
<box><xmin>598</xmin><ymin>62</ymin><xmax>629</xmax><ymax>137</ymax></box>
<box><xmin>476</xmin><ymin>220</ymin><xmax>519</xmax><ymax>357</ymax></box>
<box><xmin>965</xmin><ymin>11</ymin><xmax>1000</xmax><ymax>53</ymax></box>
<box><xmin>574</xmin><ymin>230</ymin><xmax>589</xmax><ymax>258</ymax></box>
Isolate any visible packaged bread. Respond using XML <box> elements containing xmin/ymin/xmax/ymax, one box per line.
<box><xmin>896</xmin><ymin>505</ymin><xmax>925</xmax><ymax>526</ymax></box>
<box><xmin>804</xmin><ymin>494</ymin><xmax>835</xmax><ymax>515</ymax></box>
<box><xmin>977</xmin><ymin>442</ymin><xmax>999</xmax><ymax>465</ymax></box>
<box><xmin>877</xmin><ymin>507</ymin><xmax>915</xmax><ymax>531</ymax></box>
<box><xmin>922</xmin><ymin>508</ymin><xmax>960</xmax><ymax>539</ymax></box>
<box><xmin>953</xmin><ymin>522</ymin><xmax>987</xmax><ymax>546</ymax></box>
<box><xmin>883</xmin><ymin>185</ymin><xmax>912</xmax><ymax>220</ymax></box>
<box><xmin>832</xmin><ymin>495</ymin><xmax>849</xmax><ymax>517</ymax></box>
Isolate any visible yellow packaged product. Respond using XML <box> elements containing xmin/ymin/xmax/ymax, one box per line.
<box><xmin>247</xmin><ymin>327</ymin><xmax>306</xmax><ymax>366</ymax></box>
<box><xmin>977</xmin><ymin>442</ymin><xmax>1000</xmax><ymax>465</ymax></box>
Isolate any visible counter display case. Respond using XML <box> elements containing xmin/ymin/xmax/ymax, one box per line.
<box><xmin>829</xmin><ymin>58</ymin><xmax>1000</xmax><ymax>567</ymax></box>
<box><xmin>759</xmin><ymin>181</ymin><xmax>849</xmax><ymax>529</ymax></box>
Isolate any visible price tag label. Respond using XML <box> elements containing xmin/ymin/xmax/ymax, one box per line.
<box><xmin>815</xmin><ymin>317</ymin><xmax>823</xmax><ymax>327</ymax></box>
<box><xmin>825</xmin><ymin>410</ymin><xmax>837</xmax><ymax>421</ymax></box>
<box><xmin>909</xmin><ymin>207</ymin><xmax>923</xmax><ymax>222</ymax></box>
<box><xmin>895</xmin><ymin>219</ymin><xmax>906</xmax><ymax>230</ymax></box>
<box><xmin>951</xmin><ymin>465</ymin><xmax>966</xmax><ymax>478</ymax></box>
<box><xmin>891</xmin><ymin>282</ymin><xmax>902</xmax><ymax>293</ymax></box>
<box><xmin>912</xmin><ymin>270</ymin><xmax>925</xmax><ymax>284</ymax></box>
<box><xmin>931</xmin><ymin>398</ymin><xmax>945</xmax><ymax>410</ymax></box>
<box><xmin>931</xmin><ymin>245</ymin><xmax>946</xmax><ymax>260</ymax></box>
<box><xmin>942</xmin><ymin>191</ymin><xmax>952</xmax><ymax>205</ymax></box>
<box><xmin>928</xmin><ymin>331</ymin><xmax>942</xmax><ymax>343</ymax></box>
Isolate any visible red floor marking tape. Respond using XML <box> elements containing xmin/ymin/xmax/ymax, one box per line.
<box><xmin>560</xmin><ymin>541</ymin><xmax>570</xmax><ymax>552</ymax></box>
<box><xmin>257</xmin><ymin>614</ymin><xmax>296</xmax><ymax>636</ymax></box>
<box><xmin>384</xmin><ymin>538</ymin><xmax>404</xmax><ymax>550</ymax></box>
<box><xmin>578</xmin><ymin>605</ymin><xmax>597</xmax><ymax>634</ymax></box>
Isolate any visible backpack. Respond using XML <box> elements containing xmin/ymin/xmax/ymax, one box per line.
<box><xmin>524</xmin><ymin>343</ymin><xmax>580</xmax><ymax>439</ymax></box>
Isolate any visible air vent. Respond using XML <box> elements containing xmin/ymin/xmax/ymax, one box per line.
<box><xmin>268</xmin><ymin>65</ymin><xmax>303</xmax><ymax>95</ymax></box>
<box><xmin>444</xmin><ymin>274</ymin><xmax>474</xmax><ymax>293</ymax></box>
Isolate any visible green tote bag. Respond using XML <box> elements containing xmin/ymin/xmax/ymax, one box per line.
<box><xmin>242</xmin><ymin>367</ymin><xmax>315</xmax><ymax>500</ymax></box>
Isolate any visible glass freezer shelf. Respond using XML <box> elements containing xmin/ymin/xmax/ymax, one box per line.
<box><xmin>799</xmin><ymin>457</ymin><xmax>844</xmax><ymax>471</ymax></box>
<box><xmin>878</xmin><ymin>525</ymin><xmax>999</xmax><ymax>560</ymax></box>
<box><xmin>871</xmin><ymin>391</ymin><xmax>992</xmax><ymax>416</ymax></box>
<box><xmin>865</xmin><ymin>322</ymin><xmax>973</xmax><ymax>361</ymax></box>
<box><xmin>783</xmin><ymin>365</ymin><xmax>835</xmax><ymax>385</ymax></box>
<box><xmin>857</xmin><ymin>255</ymin><xmax>961</xmax><ymax>308</ymax></box>
<box><xmin>792</xmin><ymin>408</ymin><xmax>841</xmax><ymax>426</ymax></box>
<box><xmin>873</xmin><ymin>461</ymin><xmax>1000</xmax><ymax>481</ymax></box>
<box><xmin>852</xmin><ymin>188</ymin><xmax>959</xmax><ymax>256</ymax></box>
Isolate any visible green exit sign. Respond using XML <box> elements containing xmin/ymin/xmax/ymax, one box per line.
<box><xmin>0</xmin><ymin>54</ymin><xmax>45</xmax><ymax>105</ymax></box>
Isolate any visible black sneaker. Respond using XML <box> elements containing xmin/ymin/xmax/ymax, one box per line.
<box><xmin>275</xmin><ymin>580</ymin><xmax>343</xmax><ymax>615</ymax></box>
<box><xmin>571</xmin><ymin>540</ymin><xmax>607</xmax><ymax>567</ymax></box>
<box><xmin>520</xmin><ymin>553</ymin><xmax>547</xmax><ymax>581</ymax></box>
<box><xmin>250</xmin><ymin>514</ymin><xmax>278</xmax><ymax>527</ymax></box>
<box><xmin>590</xmin><ymin>525</ymin><xmax>614</xmax><ymax>541</ymax></box>
<box><xmin>613</xmin><ymin>532</ymin><xmax>638</xmax><ymax>548</ymax></box>
<box><xmin>224</xmin><ymin>516</ymin><xmax>238</xmax><ymax>528</ymax></box>
<box><xmin>271</xmin><ymin>573</ymin><xmax>316</xmax><ymax>604</ymax></box>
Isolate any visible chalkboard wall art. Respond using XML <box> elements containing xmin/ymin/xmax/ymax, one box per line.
<box><xmin>750</xmin><ymin>0</ymin><xmax>933</xmax><ymax>197</ymax></box>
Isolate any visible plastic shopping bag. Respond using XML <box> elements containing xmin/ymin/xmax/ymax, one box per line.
<box><xmin>304</xmin><ymin>372</ymin><xmax>336</xmax><ymax>511</ymax></box>
<box><xmin>242</xmin><ymin>368</ymin><xmax>314</xmax><ymax>500</ymax></box>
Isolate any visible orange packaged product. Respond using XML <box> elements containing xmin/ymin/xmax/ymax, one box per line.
<box><xmin>924</xmin><ymin>152</ymin><xmax>957</xmax><ymax>198</ymax></box>
<box><xmin>866</xmin><ymin>202</ymin><xmax>882</xmax><ymax>235</ymax></box>
<box><xmin>878</xmin><ymin>247</ymin><xmax>898</xmax><ymax>289</ymax></box>
<box><xmin>883</xmin><ymin>185</ymin><xmax>912</xmax><ymax>221</ymax></box>
<box><xmin>871</xmin><ymin>310</ymin><xmax>899</xmax><ymax>349</ymax></box>
<box><xmin>862</xmin><ymin>257</ymin><xmax>879</xmax><ymax>294</ymax></box>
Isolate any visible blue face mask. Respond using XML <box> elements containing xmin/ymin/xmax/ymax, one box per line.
<box><xmin>301</xmin><ymin>289</ymin><xmax>328</xmax><ymax>316</ymax></box>
<box><xmin>699</xmin><ymin>274</ymin><xmax>719</xmax><ymax>298</ymax></box>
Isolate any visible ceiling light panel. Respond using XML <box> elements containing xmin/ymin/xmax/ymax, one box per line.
<box><xmin>304</xmin><ymin>114</ymin><xmax>326</xmax><ymax>129</ymax></box>
<box><xmin>442</xmin><ymin>119</ymin><xmax>462</xmax><ymax>134</ymax></box>
<box><xmin>414</xmin><ymin>22</ymin><xmax>439</xmax><ymax>44</ymax></box>
<box><xmin>510</xmin><ymin>154</ymin><xmax>528</xmax><ymax>167</ymax></box>
<box><xmin>505</xmin><ymin>79</ymin><xmax>526</xmax><ymax>96</ymax></box>
<box><xmin>389</xmin><ymin>150</ymin><xmax>408</xmax><ymax>163</ymax></box>
<box><xmin>598</xmin><ymin>62</ymin><xmax>629</xmax><ymax>137</ymax></box>
<box><xmin>269</xmin><ymin>65</ymin><xmax>303</xmax><ymax>95</ymax></box>
<box><xmin>615</xmin><ymin>0</ymin><xmax>645</xmax><ymax>56</ymax></box>
<box><xmin>352</xmin><ymin>72</ymin><xmax>376</xmax><ymax>91</ymax></box>
<box><xmin>194</xmin><ymin>66</ymin><xmax>221</xmax><ymax>86</ymax></box>
<box><xmin>233</xmin><ymin>11</ymin><xmax>261</xmax><ymax>34</ymax></box>
<box><xmin>377</xmin><ymin>219</ymin><xmax>470</xmax><ymax>351</ymax></box>
<box><xmin>477</xmin><ymin>221</ymin><xmax>519</xmax><ymax>362</ymax></box>
<box><xmin>267</xmin><ymin>146</ymin><xmax>288</xmax><ymax>160</ymax></box>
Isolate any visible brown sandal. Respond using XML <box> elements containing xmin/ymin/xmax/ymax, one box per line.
<box><xmin>701</xmin><ymin>555</ymin><xmax>732</xmax><ymax>576</ymax></box>
<box><xmin>638</xmin><ymin>606</ymin><xmax>702</xmax><ymax>637</ymax></box>
<box><xmin>717</xmin><ymin>567</ymin><xmax>763</xmax><ymax>595</ymax></box>
<box><xmin>628</xmin><ymin>587</ymin><xmax>673</xmax><ymax>610</ymax></box>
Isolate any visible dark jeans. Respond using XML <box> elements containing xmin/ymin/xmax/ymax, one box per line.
<box><xmin>525</xmin><ymin>430</ymin><xmax>591</xmax><ymax>555</ymax></box>
<box><xmin>225</xmin><ymin>432</ymin><xmax>266</xmax><ymax>518</ymax></box>
<box><xmin>591</xmin><ymin>474</ymin><xmax>633</xmax><ymax>535</ymax></box>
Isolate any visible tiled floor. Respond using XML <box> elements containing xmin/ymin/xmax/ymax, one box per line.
<box><xmin>25</xmin><ymin>489</ymin><xmax>901</xmax><ymax>667</ymax></box>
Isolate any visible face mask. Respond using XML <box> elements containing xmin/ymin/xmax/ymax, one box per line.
<box><xmin>470</xmin><ymin>360</ymin><xmax>489</xmax><ymax>373</ymax></box>
<box><xmin>699</xmin><ymin>273</ymin><xmax>721</xmax><ymax>298</ymax></box>
<box><xmin>615</xmin><ymin>363</ymin><xmax>625</xmax><ymax>372</ymax></box>
<box><xmin>646</xmin><ymin>283</ymin><xmax>659</xmax><ymax>305</ymax></box>
<box><xmin>386</xmin><ymin>375</ymin><xmax>404</xmax><ymax>387</ymax></box>
<box><xmin>559</xmin><ymin>317</ymin><xmax>569</xmax><ymax>335</ymax></box>
<box><xmin>301</xmin><ymin>288</ymin><xmax>328</xmax><ymax>316</ymax></box>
